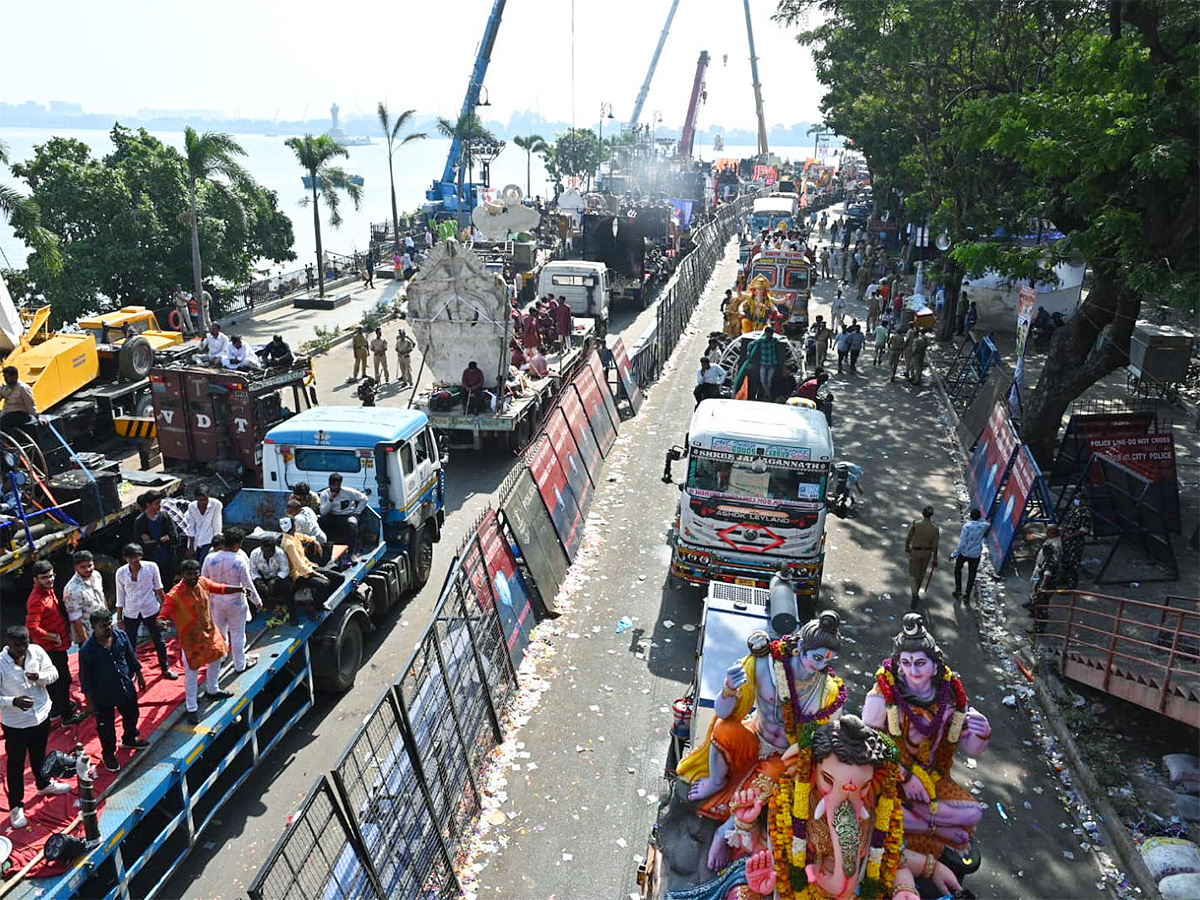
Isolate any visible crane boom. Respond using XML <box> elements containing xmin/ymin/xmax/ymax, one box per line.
<box><xmin>628</xmin><ymin>0</ymin><xmax>680</xmax><ymax>129</ymax></box>
<box><xmin>428</xmin><ymin>0</ymin><xmax>506</xmax><ymax>204</ymax></box>
<box><xmin>743</xmin><ymin>0</ymin><xmax>769</xmax><ymax>158</ymax></box>
<box><xmin>678</xmin><ymin>51</ymin><xmax>710</xmax><ymax>159</ymax></box>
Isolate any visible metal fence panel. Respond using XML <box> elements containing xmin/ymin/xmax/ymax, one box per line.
<box><xmin>249</xmin><ymin>776</ymin><xmax>379</xmax><ymax>900</ymax></box>
<box><xmin>332</xmin><ymin>696</ymin><xmax>453</xmax><ymax>899</ymax></box>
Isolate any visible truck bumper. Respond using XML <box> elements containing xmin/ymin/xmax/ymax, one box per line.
<box><xmin>671</xmin><ymin>545</ymin><xmax>823</xmax><ymax>597</ymax></box>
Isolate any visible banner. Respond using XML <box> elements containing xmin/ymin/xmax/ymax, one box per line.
<box><xmin>500</xmin><ymin>470</ymin><xmax>568</xmax><ymax>614</ymax></box>
<box><xmin>1050</xmin><ymin>412</ymin><xmax>1155</xmax><ymax>483</ymax></box>
<box><xmin>528</xmin><ymin>437</ymin><xmax>584</xmax><ymax>559</ymax></box>
<box><xmin>1016</xmin><ymin>284</ymin><xmax>1037</xmax><ymax>357</ymax></box>
<box><xmin>987</xmin><ymin>445</ymin><xmax>1039</xmax><ymax>572</ymax></box>
<box><xmin>546</xmin><ymin>407</ymin><xmax>593</xmax><ymax>511</ymax></box>
<box><xmin>573</xmin><ymin>367</ymin><xmax>617</xmax><ymax>455</ymax></box>
<box><xmin>586</xmin><ymin>352</ymin><xmax>622</xmax><ymax>435</ymax></box>
<box><xmin>609</xmin><ymin>338</ymin><xmax>643</xmax><ymax>413</ymax></box>
<box><xmin>968</xmin><ymin>403</ymin><xmax>1019</xmax><ymax>516</ymax></box>
<box><xmin>1085</xmin><ymin>432</ymin><xmax>1180</xmax><ymax>533</ymax></box>
<box><xmin>560</xmin><ymin>386</ymin><xmax>603</xmax><ymax>478</ymax></box>
<box><xmin>478</xmin><ymin>510</ymin><xmax>535</xmax><ymax>666</ymax></box>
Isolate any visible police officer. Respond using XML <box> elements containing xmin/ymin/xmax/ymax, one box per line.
<box><xmin>904</xmin><ymin>505</ymin><xmax>940</xmax><ymax>610</ymax></box>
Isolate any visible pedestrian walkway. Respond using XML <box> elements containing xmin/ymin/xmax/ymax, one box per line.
<box><xmin>471</xmin><ymin>236</ymin><xmax>1109</xmax><ymax>899</ymax></box>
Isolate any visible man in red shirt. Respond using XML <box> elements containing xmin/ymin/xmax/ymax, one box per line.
<box><xmin>462</xmin><ymin>361</ymin><xmax>487</xmax><ymax>414</ymax></box>
<box><xmin>26</xmin><ymin>561</ymin><xmax>83</xmax><ymax>725</ymax></box>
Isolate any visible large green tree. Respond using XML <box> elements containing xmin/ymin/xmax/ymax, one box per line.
<box><xmin>776</xmin><ymin>0</ymin><xmax>1198</xmax><ymax>461</ymax></box>
<box><xmin>184</xmin><ymin>127</ymin><xmax>259</xmax><ymax>329</ymax></box>
<box><xmin>553</xmin><ymin>128</ymin><xmax>606</xmax><ymax>185</ymax></box>
<box><xmin>377</xmin><ymin>102</ymin><xmax>425</xmax><ymax>250</ymax></box>
<box><xmin>11</xmin><ymin>125</ymin><xmax>293</xmax><ymax>326</ymax></box>
<box><xmin>285</xmin><ymin>134</ymin><xmax>362</xmax><ymax>298</ymax></box>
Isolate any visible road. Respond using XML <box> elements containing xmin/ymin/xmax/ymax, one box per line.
<box><xmin>160</xmin><ymin>253</ymin><xmax>677</xmax><ymax>898</ymax></box>
<box><xmin>165</xmin><ymin>231</ymin><xmax>1109</xmax><ymax>899</ymax></box>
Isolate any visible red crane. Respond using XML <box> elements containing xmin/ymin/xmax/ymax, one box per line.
<box><xmin>677</xmin><ymin>50</ymin><xmax>710</xmax><ymax>159</ymax></box>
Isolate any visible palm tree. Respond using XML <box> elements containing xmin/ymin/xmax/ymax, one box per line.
<box><xmin>377</xmin><ymin>102</ymin><xmax>426</xmax><ymax>250</ymax></box>
<box><xmin>0</xmin><ymin>139</ymin><xmax>63</xmax><ymax>274</ymax></box>
<box><xmin>184</xmin><ymin>128</ymin><xmax>255</xmax><ymax>329</ymax></box>
<box><xmin>285</xmin><ymin>134</ymin><xmax>363</xmax><ymax>298</ymax></box>
<box><xmin>512</xmin><ymin>134</ymin><xmax>547</xmax><ymax>199</ymax></box>
<box><xmin>435</xmin><ymin>112</ymin><xmax>497</xmax><ymax>228</ymax></box>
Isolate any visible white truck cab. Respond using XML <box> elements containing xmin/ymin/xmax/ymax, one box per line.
<box><xmin>537</xmin><ymin>260</ymin><xmax>611</xmax><ymax>337</ymax></box>
<box><xmin>260</xmin><ymin>406</ymin><xmax>445</xmax><ymax>547</ymax></box>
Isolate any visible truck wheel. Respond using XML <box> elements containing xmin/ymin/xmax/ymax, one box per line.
<box><xmin>411</xmin><ymin>525</ymin><xmax>434</xmax><ymax>590</ymax></box>
<box><xmin>118</xmin><ymin>335</ymin><xmax>154</xmax><ymax>381</ymax></box>
<box><xmin>316</xmin><ymin>614</ymin><xmax>364</xmax><ymax>693</ymax></box>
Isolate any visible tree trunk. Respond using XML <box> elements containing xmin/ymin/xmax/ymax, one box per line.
<box><xmin>937</xmin><ymin>258</ymin><xmax>963</xmax><ymax>342</ymax></box>
<box><xmin>312</xmin><ymin>181</ymin><xmax>325</xmax><ymax>298</ymax></box>
<box><xmin>189</xmin><ymin>181</ymin><xmax>208</xmax><ymax>331</ymax></box>
<box><xmin>525</xmin><ymin>151</ymin><xmax>531</xmax><ymax>198</ymax></box>
<box><xmin>388</xmin><ymin>152</ymin><xmax>399</xmax><ymax>251</ymax></box>
<box><xmin>1021</xmin><ymin>265</ymin><xmax>1140</xmax><ymax>465</ymax></box>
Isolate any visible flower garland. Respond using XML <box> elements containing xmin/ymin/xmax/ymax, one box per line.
<box><xmin>772</xmin><ymin>639</ymin><xmax>847</xmax><ymax>728</ymax></box>
<box><xmin>768</xmin><ymin>721</ymin><xmax>905</xmax><ymax>900</ymax></box>
<box><xmin>875</xmin><ymin>658</ymin><xmax>968</xmax><ymax>814</ymax></box>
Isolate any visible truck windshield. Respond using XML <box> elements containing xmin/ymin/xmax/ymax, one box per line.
<box><xmin>784</xmin><ymin>266</ymin><xmax>811</xmax><ymax>291</ymax></box>
<box><xmin>294</xmin><ymin>448</ymin><xmax>362</xmax><ymax>473</ymax></box>
<box><xmin>687</xmin><ymin>456</ymin><xmax>825</xmax><ymax>503</ymax></box>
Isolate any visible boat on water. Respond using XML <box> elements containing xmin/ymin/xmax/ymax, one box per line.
<box><xmin>301</xmin><ymin>173</ymin><xmax>365</xmax><ymax>188</ymax></box>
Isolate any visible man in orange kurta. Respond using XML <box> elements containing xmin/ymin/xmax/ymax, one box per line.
<box><xmin>159</xmin><ymin>559</ymin><xmax>237</xmax><ymax>724</ymax></box>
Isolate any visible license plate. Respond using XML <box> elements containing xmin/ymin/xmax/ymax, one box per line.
<box><xmin>735</xmin><ymin>577</ymin><xmax>757</xmax><ymax>587</ymax></box>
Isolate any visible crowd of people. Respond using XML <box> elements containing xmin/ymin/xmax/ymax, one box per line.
<box><xmin>0</xmin><ymin>474</ymin><xmax>363</xmax><ymax>828</ymax></box>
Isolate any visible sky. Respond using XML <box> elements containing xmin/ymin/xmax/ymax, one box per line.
<box><xmin>3</xmin><ymin>0</ymin><xmax>826</xmax><ymax>132</ymax></box>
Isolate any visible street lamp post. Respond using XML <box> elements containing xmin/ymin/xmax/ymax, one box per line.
<box><xmin>597</xmin><ymin>102</ymin><xmax>613</xmax><ymax>191</ymax></box>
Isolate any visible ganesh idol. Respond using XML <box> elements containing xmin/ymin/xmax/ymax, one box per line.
<box><xmin>670</xmin><ymin>715</ymin><xmax>935</xmax><ymax>900</ymax></box>
<box><xmin>861</xmin><ymin>614</ymin><xmax>991</xmax><ymax>894</ymax></box>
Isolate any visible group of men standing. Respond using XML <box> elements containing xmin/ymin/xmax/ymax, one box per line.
<box><xmin>351</xmin><ymin>325</ymin><xmax>415</xmax><ymax>388</ymax></box>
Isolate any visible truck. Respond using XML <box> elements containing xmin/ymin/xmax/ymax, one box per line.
<box><xmin>577</xmin><ymin>206</ymin><xmax>674</xmax><ymax>311</ymax></box>
<box><xmin>408</xmin><ymin>240</ymin><xmax>596</xmax><ymax>451</ymax></box>
<box><xmin>747</xmin><ymin>195</ymin><xmax>799</xmax><ymax>235</ymax></box>
<box><xmin>4</xmin><ymin>406</ymin><xmax>446</xmax><ymax>900</ymax></box>
<box><xmin>536</xmin><ymin>259</ymin><xmax>612</xmax><ymax>336</ymax></box>
<box><xmin>661</xmin><ymin>398</ymin><xmax>834</xmax><ymax>614</ymax></box>
<box><xmin>743</xmin><ymin>248</ymin><xmax>814</xmax><ymax>336</ymax></box>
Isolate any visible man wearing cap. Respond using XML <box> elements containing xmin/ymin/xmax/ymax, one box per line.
<box><xmin>350</xmin><ymin>326</ymin><xmax>369</xmax><ymax>382</ymax></box>
<box><xmin>159</xmin><ymin>560</ymin><xmax>237</xmax><ymax>725</ymax></box>
<box><xmin>115</xmin><ymin>543</ymin><xmax>178</xmax><ymax>679</ymax></box>
<box><xmin>395</xmin><ymin>329</ymin><xmax>415</xmax><ymax>387</ymax></box>
<box><xmin>905</xmin><ymin>505</ymin><xmax>940</xmax><ymax>610</ymax></box>
<box><xmin>318</xmin><ymin>474</ymin><xmax>367</xmax><ymax>554</ymax></box>
<box><xmin>25</xmin><ymin>561</ymin><xmax>82</xmax><ymax>725</ymax></box>
<box><xmin>199</xmin><ymin>528</ymin><xmax>260</xmax><ymax>673</ymax></box>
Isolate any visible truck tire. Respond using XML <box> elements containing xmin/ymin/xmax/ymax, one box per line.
<box><xmin>118</xmin><ymin>335</ymin><xmax>154</xmax><ymax>381</ymax></box>
<box><xmin>312</xmin><ymin>608</ymin><xmax>366</xmax><ymax>693</ymax></box>
<box><xmin>410</xmin><ymin>525</ymin><xmax>434</xmax><ymax>591</ymax></box>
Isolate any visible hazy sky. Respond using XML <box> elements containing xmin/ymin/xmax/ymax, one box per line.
<box><xmin>4</xmin><ymin>0</ymin><xmax>825</xmax><ymax>131</ymax></box>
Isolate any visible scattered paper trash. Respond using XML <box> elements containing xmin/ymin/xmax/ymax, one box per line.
<box><xmin>616</xmin><ymin>616</ymin><xmax>634</xmax><ymax>634</ymax></box>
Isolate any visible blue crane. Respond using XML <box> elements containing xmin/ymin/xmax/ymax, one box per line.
<box><xmin>628</xmin><ymin>0</ymin><xmax>680</xmax><ymax>130</ymax></box>
<box><xmin>427</xmin><ymin>0</ymin><xmax>506</xmax><ymax>211</ymax></box>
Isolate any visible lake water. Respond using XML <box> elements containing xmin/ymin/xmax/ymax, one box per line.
<box><xmin>0</xmin><ymin>126</ymin><xmax>808</xmax><ymax>274</ymax></box>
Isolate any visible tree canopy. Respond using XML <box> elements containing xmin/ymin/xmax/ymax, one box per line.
<box><xmin>776</xmin><ymin>0</ymin><xmax>1199</xmax><ymax>459</ymax></box>
<box><xmin>9</xmin><ymin>124</ymin><xmax>293</xmax><ymax>326</ymax></box>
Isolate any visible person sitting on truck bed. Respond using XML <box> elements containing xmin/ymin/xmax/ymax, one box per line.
<box><xmin>223</xmin><ymin>335</ymin><xmax>261</xmax><ymax>371</ymax></box>
<box><xmin>249</xmin><ymin>536</ymin><xmax>292</xmax><ymax>624</ymax></box>
<box><xmin>318</xmin><ymin>474</ymin><xmax>368</xmax><ymax>554</ymax></box>
<box><xmin>258</xmin><ymin>335</ymin><xmax>294</xmax><ymax>368</ymax></box>
<box><xmin>278</xmin><ymin>517</ymin><xmax>338</xmax><ymax>614</ymax></box>
<box><xmin>461</xmin><ymin>361</ymin><xmax>488</xmax><ymax>414</ymax></box>
<box><xmin>159</xmin><ymin>559</ymin><xmax>236</xmax><ymax>726</ymax></box>
<box><xmin>0</xmin><ymin>365</ymin><xmax>39</xmax><ymax>432</ymax></box>
<box><xmin>285</xmin><ymin>498</ymin><xmax>326</xmax><ymax>556</ymax></box>
<box><xmin>200</xmin><ymin>323</ymin><xmax>230</xmax><ymax>366</ymax></box>
<box><xmin>290</xmin><ymin>482</ymin><xmax>321</xmax><ymax>515</ymax></box>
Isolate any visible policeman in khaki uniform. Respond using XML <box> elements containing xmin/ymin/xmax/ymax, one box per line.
<box><xmin>905</xmin><ymin>505</ymin><xmax>940</xmax><ymax>610</ymax></box>
<box><xmin>350</xmin><ymin>327</ymin><xmax>369</xmax><ymax>382</ymax></box>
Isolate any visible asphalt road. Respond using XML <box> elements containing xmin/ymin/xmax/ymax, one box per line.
<box><xmin>164</xmin><ymin>229</ymin><xmax>1110</xmax><ymax>899</ymax></box>
<box><xmin>159</xmin><ymin>251</ymin><xmax>680</xmax><ymax>899</ymax></box>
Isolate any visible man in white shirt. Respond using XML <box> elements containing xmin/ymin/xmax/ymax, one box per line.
<box><xmin>62</xmin><ymin>549</ymin><xmax>110</xmax><ymax>646</ymax></box>
<box><xmin>285</xmin><ymin>497</ymin><xmax>326</xmax><ymax>550</ymax></box>
<box><xmin>318</xmin><ymin>474</ymin><xmax>368</xmax><ymax>553</ymax></box>
<box><xmin>249</xmin><ymin>536</ymin><xmax>292</xmax><ymax>622</ymax></box>
<box><xmin>222</xmin><ymin>336</ymin><xmax>261</xmax><ymax>371</ymax></box>
<box><xmin>185</xmin><ymin>486</ymin><xmax>224</xmax><ymax>564</ymax></box>
<box><xmin>200</xmin><ymin>323</ymin><xmax>230</xmax><ymax>365</ymax></box>
<box><xmin>200</xmin><ymin>528</ymin><xmax>260</xmax><ymax>672</ymax></box>
<box><xmin>693</xmin><ymin>356</ymin><xmax>728</xmax><ymax>407</ymax></box>
<box><xmin>115</xmin><ymin>543</ymin><xmax>178</xmax><ymax>678</ymax></box>
<box><xmin>831</xmin><ymin>290</ymin><xmax>847</xmax><ymax>331</ymax></box>
<box><xmin>0</xmin><ymin>625</ymin><xmax>72</xmax><ymax>827</ymax></box>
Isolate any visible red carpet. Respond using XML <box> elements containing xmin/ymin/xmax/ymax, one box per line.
<box><xmin>1</xmin><ymin>636</ymin><xmax>192</xmax><ymax>877</ymax></box>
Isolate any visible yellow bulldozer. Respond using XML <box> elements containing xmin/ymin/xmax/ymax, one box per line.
<box><xmin>2</xmin><ymin>305</ymin><xmax>187</xmax><ymax>444</ymax></box>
